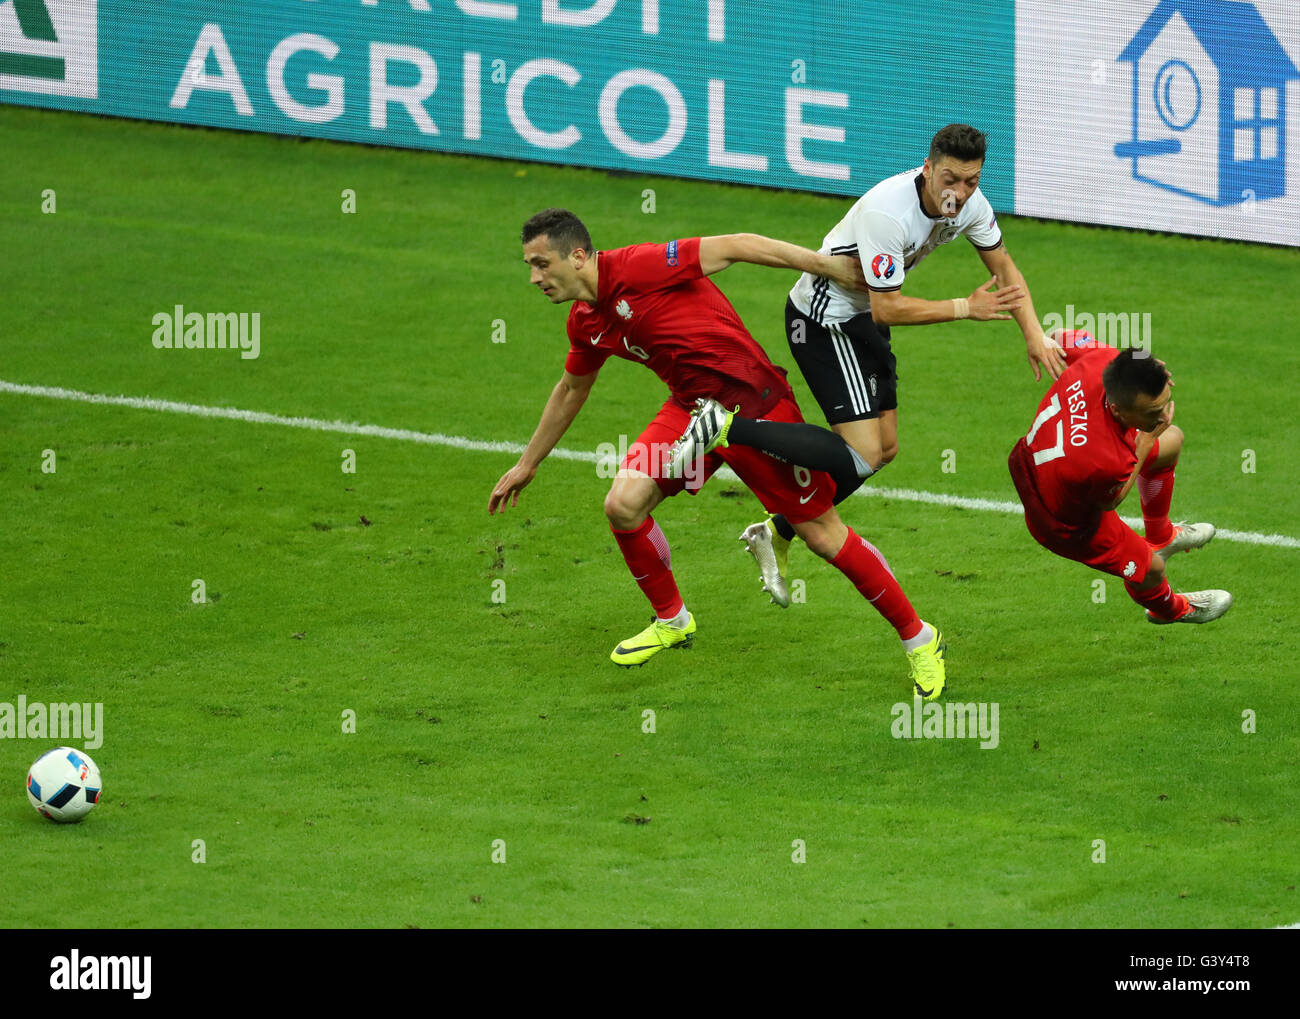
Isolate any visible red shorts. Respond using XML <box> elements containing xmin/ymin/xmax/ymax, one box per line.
<box><xmin>622</xmin><ymin>396</ymin><xmax>836</xmax><ymax>524</ymax></box>
<box><xmin>1008</xmin><ymin>439</ymin><xmax>1154</xmax><ymax>584</ymax></box>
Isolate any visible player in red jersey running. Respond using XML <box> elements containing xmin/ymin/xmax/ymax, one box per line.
<box><xmin>1007</xmin><ymin>330</ymin><xmax>1231</xmax><ymax>624</ymax></box>
<box><xmin>488</xmin><ymin>208</ymin><xmax>948</xmax><ymax>699</ymax></box>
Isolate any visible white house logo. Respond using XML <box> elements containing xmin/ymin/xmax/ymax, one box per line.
<box><xmin>1113</xmin><ymin>0</ymin><xmax>1298</xmax><ymax>205</ymax></box>
<box><xmin>0</xmin><ymin>0</ymin><xmax>97</xmax><ymax>97</ymax></box>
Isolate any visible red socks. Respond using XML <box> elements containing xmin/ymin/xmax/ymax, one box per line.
<box><xmin>613</xmin><ymin>519</ymin><xmax>923</xmax><ymax>637</ymax></box>
<box><xmin>831</xmin><ymin>528</ymin><xmax>923</xmax><ymax>641</ymax></box>
<box><xmin>1134</xmin><ymin>461</ymin><xmax>1185</xmax><ymax>617</ymax></box>
<box><xmin>1125</xmin><ymin>577</ymin><xmax>1188</xmax><ymax>621</ymax></box>
<box><xmin>611</xmin><ymin>517</ymin><xmax>683</xmax><ymax>619</ymax></box>
<box><xmin>1139</xmin><ymin>464</ymin><xmax>1175</xmax><ymax>547</ymax></box>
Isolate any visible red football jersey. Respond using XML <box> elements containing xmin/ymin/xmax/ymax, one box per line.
<box><xmin>564</xmin><ymin>238</ymin><xmax>793</xmax><ymax>418</ymax></box>
<box><xmin>1018</xmin><ymin>334</ymin><xmax>1141</xmax><ymax>528</ymax></box>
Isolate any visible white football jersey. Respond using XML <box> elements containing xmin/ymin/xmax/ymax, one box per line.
<box><xmin>790</xmin><ymin>167</ymin><xmax>1003</xmax><ymax>325</ymax></box>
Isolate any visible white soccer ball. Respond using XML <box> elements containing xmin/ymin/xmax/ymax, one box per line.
<box><xmin>26</xmin><ymin>747</ymin><xmax>102</xmax><ymax>823</ymax></box>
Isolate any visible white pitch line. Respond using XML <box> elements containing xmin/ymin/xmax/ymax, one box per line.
<box><xmin>4</xmin><ymin>378</ymin><xmax>1298</xmax><ymax>550</ymax></box>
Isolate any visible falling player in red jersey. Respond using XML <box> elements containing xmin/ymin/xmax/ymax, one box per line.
<box><xmin>1007</xmin><ymin>330</ymin><xmax>1231</xmax><ymax>624</ymax></box>
<box><xmin>488</xmin><ymin>208</ymin><xmax>948</xmax><ymax>699</ymax></box>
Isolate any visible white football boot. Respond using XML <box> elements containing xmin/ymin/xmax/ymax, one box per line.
<box><xmin>739</xmin><ymin>518</ymin><xmax>791</xmax><ymax>608</ymax></box>
<box><xmin>1150</xmin><ymin>521</ymin><xmax>1215</xmax><ymax>562</ymax></box>
<box><xmin>1147</xmin><ymin>589</ymin><xmax>1233</xmax><ymax>625</ymax></box>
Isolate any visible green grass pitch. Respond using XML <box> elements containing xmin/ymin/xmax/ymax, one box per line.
<box><xmin>2</xmin><ymin>105</ymin><xmax>1298</xmax><ymax>928</ymax></box>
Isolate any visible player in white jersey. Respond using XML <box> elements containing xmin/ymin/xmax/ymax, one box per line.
<box><xmin>669</xmin><ymin>125</ymin><xmax>1068</xmax><ymax>606</ymax></box>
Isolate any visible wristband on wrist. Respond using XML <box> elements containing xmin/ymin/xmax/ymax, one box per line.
<box><xmin>952</xmin><ymin>297</ymin><xmax>970</xmax><ymax>320</ymax></box>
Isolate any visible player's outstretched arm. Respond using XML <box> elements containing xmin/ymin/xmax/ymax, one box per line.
<box><xmin>488</xmin><ymin>370</ymin><xmax>597</xmax><ymax>515</ymax></box>
<box><xmin>978</xmin><ymin>245</ymin><xmax>1066</xmax><ymax>382</ymax></box>
<box><xmin>697</xmin><ymin>234</ymin><xmax>867</xmax><ymax>292</ymax></box>
<box><xmin>868</xmin><ymin>275</ymin><xmax>1025</xmax><ymax>326</ymax></box>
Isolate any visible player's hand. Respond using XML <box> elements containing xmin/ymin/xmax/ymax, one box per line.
<box><xmin>968</xmin><ymin>275</ymin><xmax>1024</xmax><ymax>321</ymax></box>
<box><xmin>1134</xmin><ymin>402</ymin><xmax>1174</xmax><ymax>463</ymax></box>
<box><xmin>825</xmin><ymin>253</ymin><xmax>869</xmax><ymax>293</ymax></box>
<box><xmin>1151</xmin><ymin>399</ymin><xmax>1175</xmax><ymax>438</ymax></box>
<box><xmin>488</xmin><ymin>462</ymin><xmax>536</xmax><ymax>515</ymax></box>
<box><xmin>1026</xmin><ymin>330</ymin><xmax>1067</xmax><ymax>383</ymax></box>
<box><xmin>1134</xmin><ymin>428</ymin><xmax>1158</xmax><ymax>467</ymax></box>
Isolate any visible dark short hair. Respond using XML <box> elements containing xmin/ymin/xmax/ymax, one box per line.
<box><xmin>1103</xmin><ymin>348</ymin><xmax>1170</xmax><ymax>409</ymax></box>
<box><xmin>929</xmin><ymin>124</ymin><xmax>987</xmax><ymax>164</ymax></box>
<box><xmin>521</xmin><ymin>208</ymin><xmax>593</xmax><ymax>257</ymax></box>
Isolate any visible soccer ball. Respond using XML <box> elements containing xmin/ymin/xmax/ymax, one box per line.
<box><xmin>26</xmin><ymin>747</ymin><xmax>102</xmax><ymax>823</ymax></box>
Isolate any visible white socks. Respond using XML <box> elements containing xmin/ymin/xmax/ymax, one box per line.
<box><xmin>658</xmin><ymin>606</ymin><xmax>691</xmax><ymax>629</ymax></box>
<box><xmin>901</xmin><ymin>621</ymin><xmax>935</xmax><ymax>654</ymax></box>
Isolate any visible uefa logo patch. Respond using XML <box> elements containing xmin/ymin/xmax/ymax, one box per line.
<box><xmin>0</xmin><ymin>0</ymin><xmax>97</xmax><ymax>98</ymax></box>
<box><xmin>871</xmin><ymin>253</ymin><xmax>895</xmax><ymax>280</ymax></box>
